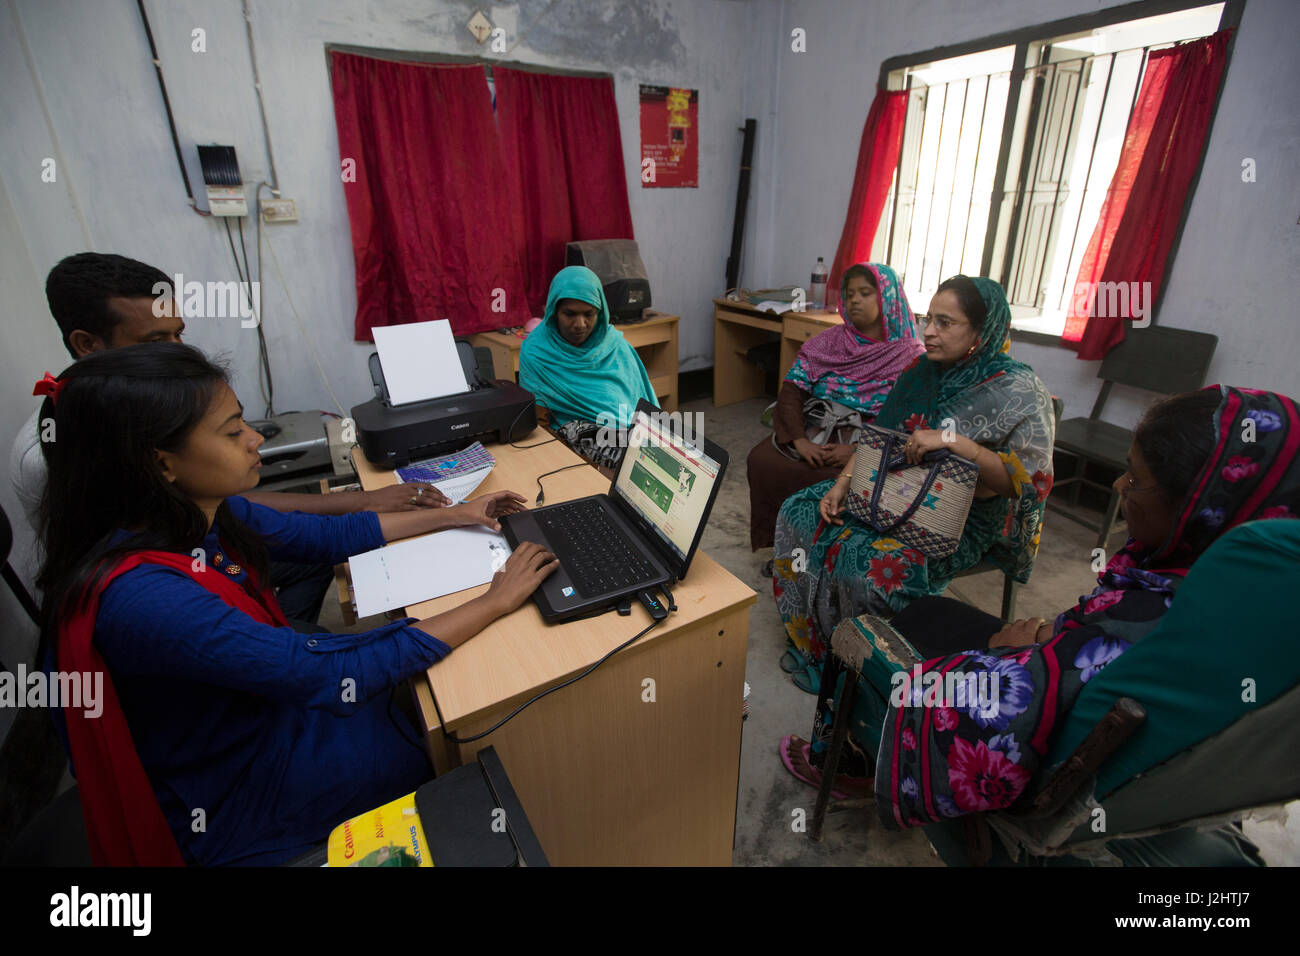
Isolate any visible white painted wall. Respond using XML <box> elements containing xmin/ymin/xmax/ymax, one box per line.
<box><xmin>749</xmin><ymin>0</ymin><xmax>1300</xmax><ymax>429</ymax></box>
<box><xmin>0</xmin><ymin>0</ymin><xmax>753</xmax><ymax>660</ymax></box>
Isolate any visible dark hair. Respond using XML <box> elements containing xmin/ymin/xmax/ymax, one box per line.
<box><xmin>935</xmin><ymin>275</ymin><xmax>987</xmax><ymax>331</ymax></box>
<box><xmin>841</xmin><ymin>264</ymin><xmax>878</xmax><ymax>294</ymax></box>
<box><xmin>1134</xmin><ymin>389</ymin><xmax>1222</xmax><ymax>505</ymax></box>
<box><xmin>46</xmin><ymin>253</ymin><xmax>173</xmax><ymax>358</ymax></box>
<box><xmin>35</xmin><ymin>343</ymin><xmax>268</xmax><ymax>667</ymax></box>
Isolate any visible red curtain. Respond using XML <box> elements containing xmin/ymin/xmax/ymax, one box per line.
<box><xmin>1063</xmin><ymin>30</ymin><xmax>1232</xmax><ymax>358</ymax></box>
<box><xmin>494</xmin><ymin>68</ymin><xmax>635</xmax><ymax>316</ymax></box>
<box><xmin>330</xmin><ymin>52</ymin><xmax>530</xmax><ymax>340</ymax></box>
<box><xmin>828</xmin><ymin>88</ymin><xmax>909</xmax><ymax>309</ymax></box>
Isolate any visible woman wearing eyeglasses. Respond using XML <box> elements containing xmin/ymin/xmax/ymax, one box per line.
<box><xmin>772</xmin><ymin>276</ymin><xmax>1056</xmax><ymax>698</ymax></box>
<box><xmin>786</xmin><ymin>384</ymin><xmax>1299</xmax><ymax>820</ymax></box>
<box><xmin>869</xmin><ymin>386</ymin><xmax>1299</xmax><ymax>839</ymax></box>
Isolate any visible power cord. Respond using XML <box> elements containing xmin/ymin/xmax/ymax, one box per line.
<box><xmin>534</xmin><ymin>464</ymin><xmax>588</xmax><ymax>505</ymax></box>
<box><xmin>506</xmin><ymin>399</ymin><xmax>556</xmax><ymax>450</ymax></box>
<box><xmin>428</xmin><ymin>601</ymin><xmax>670</xmax><ymax>745</ymax></box>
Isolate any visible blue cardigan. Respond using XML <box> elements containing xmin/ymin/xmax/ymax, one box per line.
<box><xmin>91</xmin><ymin>496</ymin><xmax>451</xmax><ymax>866</ymax></box>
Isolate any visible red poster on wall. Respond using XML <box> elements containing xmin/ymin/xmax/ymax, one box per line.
<box><xmin>640</xmin><ymin>85</ymin><xmax>698</xmax><ymax>188</ymax></box>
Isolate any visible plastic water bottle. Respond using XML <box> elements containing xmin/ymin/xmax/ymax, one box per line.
<box><xmin>810</xmin><ymin>257</ymin><xmax>828</xmax><ymax>310</ymax></box>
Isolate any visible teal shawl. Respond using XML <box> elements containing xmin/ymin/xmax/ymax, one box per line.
<box><xmin>874</xmin><ymin>277</ymin><xmax>1056</xmax><ymax>582</ymax></box>
<box><xmin>519</xmin><ymin>266</ymin><xmax>658</xmax><ymax>428</ymax></box>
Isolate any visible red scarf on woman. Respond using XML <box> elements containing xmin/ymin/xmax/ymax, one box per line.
<box><xmin>56</xmin><ymin>550</ymin><xmax>287</xmax><ymax>866</ymax></box>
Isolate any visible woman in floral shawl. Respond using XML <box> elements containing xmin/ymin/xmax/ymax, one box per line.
<box><xmin>772</xmin><ymin>276</ymin><xmax>1055</xmax><ymax>690</ymax></box>
<box><xmin>746</xmin><ymin>262</ymin><xmax>924</xmax><ymax>551</ymax></box>
<box><xmin>874</xmin><ymin>386</ymin><xmax>1300</xmax><ymax>828</ymax></box>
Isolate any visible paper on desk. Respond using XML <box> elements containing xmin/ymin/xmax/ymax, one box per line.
<box><xmin>753</xmin><ymin>300</ymin><xmax>799</xmax><ymax>314</ymax></box>
<box><xmin>424</xmin><ymin>466</ymin><xmax>491</xmax><ymax>503</ymax></box>
<box><xmin>349</xmin><ymin>526</ymin><xmax>511</xmax><ymax>618</ymax></box>
<box><xmin>397</xmin><ymin>441</ymin><xmax>496</xmax><ymax>502</ymax></box>
<box><xmin>372</xmin><ymin>320</ymin><xmax>469</xmax><ymax>405</ymax></box>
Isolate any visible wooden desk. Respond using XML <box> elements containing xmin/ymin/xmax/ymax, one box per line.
<box><xmin>352</xmin><ymin>437</ymin><xmax>755</xmax><ymax>865</ymax></box>
<box><xmin>468</xmin><ymin>311</ymin><xmax>680</xmax><ymax>413</ymax></box>
<box><xmin>712</xmin><ymin>299</ymin><xmax>840</xmax><ymax>406</ymax></box>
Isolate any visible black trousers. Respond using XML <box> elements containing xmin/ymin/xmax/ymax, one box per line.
<box><xmin>269</xmin><ymin>560</ymin><xmax>335</xmax><ymax>629</ymax></box>
<box><xmin>890</xmin><ymin>595</ymin><xmax>1005</xmax><ymax>657</ymax></box>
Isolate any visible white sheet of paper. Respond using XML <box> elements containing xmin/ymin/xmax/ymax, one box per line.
<box><xmin>424</xmin><ymin>466</ymin><xmax>492</xmax><ymax>503</ymax></box>
<box><xmin>372</xmin><ymin>319</ymin><xmax>469</xmax><ymax>405</ymax></box>
<box><xmin>753</xmin><ymin>300</ymin><xmax>797</xmax><ymax>314</ymax></box>
<box><xmin>348</xmin><ymin>526</ymin><xmax>511</xmax><ymax>618</ymax></box>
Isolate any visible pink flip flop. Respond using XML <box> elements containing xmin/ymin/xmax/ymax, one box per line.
<box><xmin>780</xmin><ymin>735</ymin><xmax>853</xmax><ymax>800</ymax></box>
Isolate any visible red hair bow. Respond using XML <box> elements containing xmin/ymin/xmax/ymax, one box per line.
<box><xmin>33</xmin><ymin>371</ymin><xmax>65</xmax><ymax>406</ymax></box>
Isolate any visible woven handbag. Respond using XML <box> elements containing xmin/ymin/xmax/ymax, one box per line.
<box><xmin>845</xmin><ymin>425</ymin><xmax>979</xmax><ymax>560</ymax></box>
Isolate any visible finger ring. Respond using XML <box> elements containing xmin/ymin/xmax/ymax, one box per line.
<box><xmin>409</xmin><ymin>496</ymin><xmax>418</xmax><ymax>505</ymax></box>
<box><xmin>416</xmin><ymin>487</ymin><xmax>424</xmax><ymax>497</ymax></box>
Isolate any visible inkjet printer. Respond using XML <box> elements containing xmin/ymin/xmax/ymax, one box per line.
<box><xmin>351</xmin><ymin>340</ymin><xmax>536</xmax><ymax>468</ymax></box>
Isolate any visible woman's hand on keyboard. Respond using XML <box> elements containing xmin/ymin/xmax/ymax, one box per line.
<box><xmin>485</xmin><ymin>541</ymin><xmax>560</xmax><ymax>615</ymax></box>
<box><xmin>449</xmin><ymin>490</ymin><xmax>528</xmax><ymax>531</ymax></box>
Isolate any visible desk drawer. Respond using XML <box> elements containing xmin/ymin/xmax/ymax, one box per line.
<box><xmin>622</xmin><ymin>324</ymin><xmax>672</xmax><ymax>349</ymax></box>
<box><xmin>785</xmin><ymin>314</ymin><xmax>836</xmax><ymax>344</ymax></box>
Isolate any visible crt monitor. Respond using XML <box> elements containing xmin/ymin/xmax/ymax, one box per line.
<box><xmin>564</xmin><ymin>239</ymin><xmax>651</xmax><ymax>324</ymax></box>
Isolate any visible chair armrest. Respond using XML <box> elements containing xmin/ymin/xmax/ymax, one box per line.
<box><xmin>1020</xmin><ymin>697</ymin><xmax>1146</xmax><ymax>819</ymax></box>
<box><xmin>830</xmin><ymin>615</ymin><xmax>921</xmax><ymax>673</ymax></box>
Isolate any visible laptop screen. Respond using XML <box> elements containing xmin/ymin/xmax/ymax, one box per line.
<box><xmin>612</xmin><ymin>408</ymin><xmax>723</xmax><ymax>567</ymax></box>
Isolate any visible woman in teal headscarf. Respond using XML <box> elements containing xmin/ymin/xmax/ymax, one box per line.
<box><xmin>772</xmin><ymin>276</ymin><xmax>1056</xmax><ymax>688</ymax></box>
<box><xmin>520</xmin><ymin>266</ymin><xmax>658</xmax><ymax>469</ymax></box>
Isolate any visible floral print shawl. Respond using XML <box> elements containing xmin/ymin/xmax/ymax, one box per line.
<box><xmin>877</xmin><ymin>386</ymin><xmax>1300</xmax><ymax>829</ymax></box>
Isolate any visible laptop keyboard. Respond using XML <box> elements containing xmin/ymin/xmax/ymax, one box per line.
<box><xmin>536</xmin><ymin>499</ymin><xmax>659</xmax><ymax>598</ymax></box>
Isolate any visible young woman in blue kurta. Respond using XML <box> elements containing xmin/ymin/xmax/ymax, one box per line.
<box><xmin>35</xmin><ymin>344</ymin><xmax>558</xmax><ymax>866</ymax></box>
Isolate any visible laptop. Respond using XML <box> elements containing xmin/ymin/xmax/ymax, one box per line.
<box><xmin>500</xmin><ymin>399</ymin><xmax>728</xmax><ymax>622</ymax></box>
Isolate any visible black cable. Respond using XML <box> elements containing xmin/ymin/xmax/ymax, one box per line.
<box><xmin>534</xmin><ymin>463</ymin><xmax>587</xmax><ymax>505</ymax></box>
<box><xmin>506</xmin><ymin>399</ymin><xmax>556</xmax><ymax>449</ymax></box>
<box><xmin>429</xmin><ymin>613</ymin><xmax>665</xmax><ymax>745</ymax></box>
<box><xmin>660</xmin><ymin>581</ymin><xmax>677</xmax><ymax>612</ymax></box>
<box><xmin>137</xmin><ymin>0</ymin><xmax>204</xmax><ymax>213</ymax></box>
<box><xmin>224</xmin><ymin>217</ymin><xmax>245</xmax><ymax>284</ymax></box>
<box><xmin>238</xmin><ymin>217</ymin><xmax>275</xmax><ymax>417</ymax></box>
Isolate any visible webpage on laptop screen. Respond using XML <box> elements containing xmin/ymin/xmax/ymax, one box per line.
<box><xmin>613</xmin><ymin>413</ymin><xmax>721</xmax><ymax>562</ymax></box>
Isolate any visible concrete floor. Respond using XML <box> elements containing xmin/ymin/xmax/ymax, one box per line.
<box><xmin>319</xmin><ymin>394</ymin><xmax>1298</xmax><ymax>867</ymax></box>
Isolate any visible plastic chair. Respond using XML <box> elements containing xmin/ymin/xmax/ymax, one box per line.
<box><xmin>1049</xmin><ymin>327</ymin><xmax>1217</xmax><ymax>550</ymax></box>
<box><xmin>1</xmin><ymin>502</ymin><xmax>39</xmax><ymax>626</ymax></box>
<box><xmin>808</xmin><ymin>520</ymin><xmax>1300</xmax><ymax>865</ymax></box>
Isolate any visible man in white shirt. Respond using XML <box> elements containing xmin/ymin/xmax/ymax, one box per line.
<box><xmin>10</xmin><ymin>253</ymin><xmax>447</xmax><ymax>624</ymax></box>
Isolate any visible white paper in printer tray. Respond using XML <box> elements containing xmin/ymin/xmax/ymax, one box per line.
<box><xmin>371</xmin><ymin>319</ymin><xmax>469</xmax><ymax>405</ymax></box>
<box><xmin>348</xmin><ymin>526</ymin><xmax>511</xmax><ymax>617</ymax></box>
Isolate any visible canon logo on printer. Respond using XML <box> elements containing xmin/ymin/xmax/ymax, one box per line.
<box><xmin>450</xmin><ymin>422</ymin><xmax>469</xmax><ymax>430</ymax></box>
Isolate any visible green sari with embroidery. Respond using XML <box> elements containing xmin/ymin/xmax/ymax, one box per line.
<box><xmin>773</xmin><ymin>277</ymin><xmax>1055</xmax><ymax>665</ymax></box>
